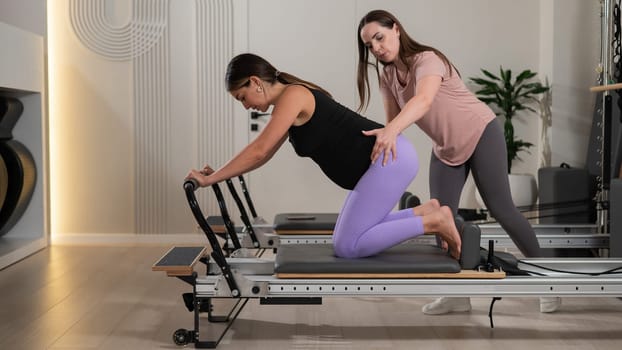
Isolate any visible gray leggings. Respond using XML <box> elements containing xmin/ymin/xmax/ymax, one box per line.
<box><xmin>429</xmin><ymin>119</ymin><xmax>541</xmax><ymax>257</ymax></box>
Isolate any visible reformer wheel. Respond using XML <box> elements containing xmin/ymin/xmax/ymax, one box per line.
<box><xmin>172</xmin><ymin>328</ymin><xmax>190</xmax><ymax>346</ymax></box>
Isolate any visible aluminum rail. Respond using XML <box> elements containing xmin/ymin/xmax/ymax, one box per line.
<box><xmin>276</xmin><ymin>233</ymin><xmax>610</xmax><ymax>249</ymax></box>
<box><xmin>195</xmin><ymin>257</ymin><xmax>622</xmax><ymax>298</ymax></box>
<box><xmin>271</xmin><ymin>223</ymin><xmax>608</xmax><ymax>248</ymax></box>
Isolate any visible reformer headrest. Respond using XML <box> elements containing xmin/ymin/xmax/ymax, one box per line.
<box><xmin>273</xmin><ymin>213</ymin><xmax>339</xmax><ymax>231</ymax></box>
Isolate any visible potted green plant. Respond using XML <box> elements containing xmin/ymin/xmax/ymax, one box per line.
<box><xmin>470</xmin><ymin>67</ymin><xmax>550</xmax><ymax>173</ymax></box>
<box><xmin>470</xmin><ymin>67</ymin><xmax>549</xmax><ymax>208</ymax></box>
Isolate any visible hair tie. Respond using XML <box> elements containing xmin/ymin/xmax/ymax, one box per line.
<box><xmin>275</xmin><ymin>70</ymin><xmax>281</xmax><ymax>77</ymax></box>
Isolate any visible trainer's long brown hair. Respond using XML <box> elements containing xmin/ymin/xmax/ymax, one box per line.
<box><xmin>225</xmin><ymin>53</ymin><xmax>331</xmax><ymax>97</ymax></box>
<box><xmin>356</xmin><ymin>9</ymin><xmax>458</xmax><ymax>112</ymax></box>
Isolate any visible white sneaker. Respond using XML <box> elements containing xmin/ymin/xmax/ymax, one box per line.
<box><xmin>540</xmin><ymin>297</ymin><xmax>562</xmax><ymax>313</ymax></box>
<box><xmin>422</xmin><ymin>297</ymin><xmax>472</xmax><ymax>315</ymax></box>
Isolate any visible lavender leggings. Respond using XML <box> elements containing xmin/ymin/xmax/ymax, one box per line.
<box><xmin>333</xmin><ymin>135</ymin><xmax>423</xmax><ymax>258</ymax></box>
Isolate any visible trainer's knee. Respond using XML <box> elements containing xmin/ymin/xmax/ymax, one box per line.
<box><xmin>487</xmin><ymin>206</ymin><xmax>517</xmax><ymax>224</ymax></box>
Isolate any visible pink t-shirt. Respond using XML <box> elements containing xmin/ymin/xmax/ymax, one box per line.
<box><xmin>380</xmin><ymin>51</ymin><xmax>495</xmax><ymax>166</ymax></box>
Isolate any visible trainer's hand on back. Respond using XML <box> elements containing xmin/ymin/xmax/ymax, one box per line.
<box><xmin>362</xmin><ymin>127</ymin><xmax>399</xmax><ymax>166</ymax></box>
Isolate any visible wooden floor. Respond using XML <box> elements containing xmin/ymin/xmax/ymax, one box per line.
<box><xmin>1</xmin><ymin>245</ymin><xmax>622</xmax><ymax>350</ymax></box>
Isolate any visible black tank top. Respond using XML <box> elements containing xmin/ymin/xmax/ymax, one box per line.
<box><xmin>288</xmin><ymin>88</ymin><xmax>383</xmax><ymax>190</ymax></box>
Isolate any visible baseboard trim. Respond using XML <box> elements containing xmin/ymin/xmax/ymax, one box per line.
<box><xmin>0</xmin><ymin>237</ymin><xmax>48</xmax><ymax>270</ymax></box>
<box><xmin>52</xmin><ymin>233</ymin><xmax>209</xmax><ymax>246</ymax></box>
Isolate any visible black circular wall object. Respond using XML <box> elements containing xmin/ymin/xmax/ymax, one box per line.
<box><xmin>0</xmin><ymin>97</ymin><xmax>37</xmax><ymax>237</ymax></box>
<box><xmin>0</xmin><ymin>140</ymin><xmax>37</xmax><ymax>236</ymax></box>
<box><xmin>0</xmin><ymin>154</ymin><xmax>7</xmax><ymax>212</ymax></box>
<box><xmin>0</xmin><ymin>97</ymin><xmax>23</xmax><ymax>140</ymax></box>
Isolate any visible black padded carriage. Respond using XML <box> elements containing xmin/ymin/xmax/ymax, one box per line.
<box><xmin>275</xmin><ymin>244</ymin><xmax>461</xmax><ymax>275</ymax></box>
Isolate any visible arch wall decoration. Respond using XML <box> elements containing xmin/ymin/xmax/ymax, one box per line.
<box><xmin>67</xmin><ymin>0</ymin><xmax>235</xmax><ymax>234</ymax></box>
<box><xmin>195</xmin><ymin>0</ymin><xmax>235</xmax><ymax>217</ymax></box>
<box><xmin>69</xmin><ymin>0</ymin><xmax>171</xmax><ymax>234</ymax></box>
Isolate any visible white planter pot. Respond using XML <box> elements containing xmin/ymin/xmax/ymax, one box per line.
<box><xmin>476</xmin><ymin>173</ymin><xmax>538</xmax><ymax>209</ymax></box>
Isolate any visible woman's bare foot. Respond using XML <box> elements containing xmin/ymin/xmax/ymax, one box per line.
<box><xmin>422</xmin><ymin>206</ymin><xmax>461</xmax><ymax>260</ymax></box>
<box><xmin>413</xmin><ymin>199</ymin><xmax>440</xmax><ymax>216</ymax></box>
<box><xmin>438</xmin><ymin>206</ymin><xmax>461</xmax><ymax>259</ymax></box>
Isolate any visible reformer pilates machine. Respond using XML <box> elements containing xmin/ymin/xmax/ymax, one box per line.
<box><xmin>153</xmin><ymin>180</ymin><xmax>622</xmax><ymax>348</ymax></box>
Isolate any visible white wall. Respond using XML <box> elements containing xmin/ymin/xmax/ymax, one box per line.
<box><xmin>0</xmin><ymin>0</ymin><xmax>46</xmax><ymax>36</ymax></box>
<box><xmin>550</xmin><ymin>0</ymin><xmax>601</xmax><ymax>168</ymax></box>
<box><xmin>43</xmin><ymin>0</ymin><xmax>602</xmax><ymax>240</ymax></box>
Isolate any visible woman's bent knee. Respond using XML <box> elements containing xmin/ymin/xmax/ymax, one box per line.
<box><xmin>333</xmin><ymin>239</ymin><xmax>364</xmax><ymax>259</ymax></box>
